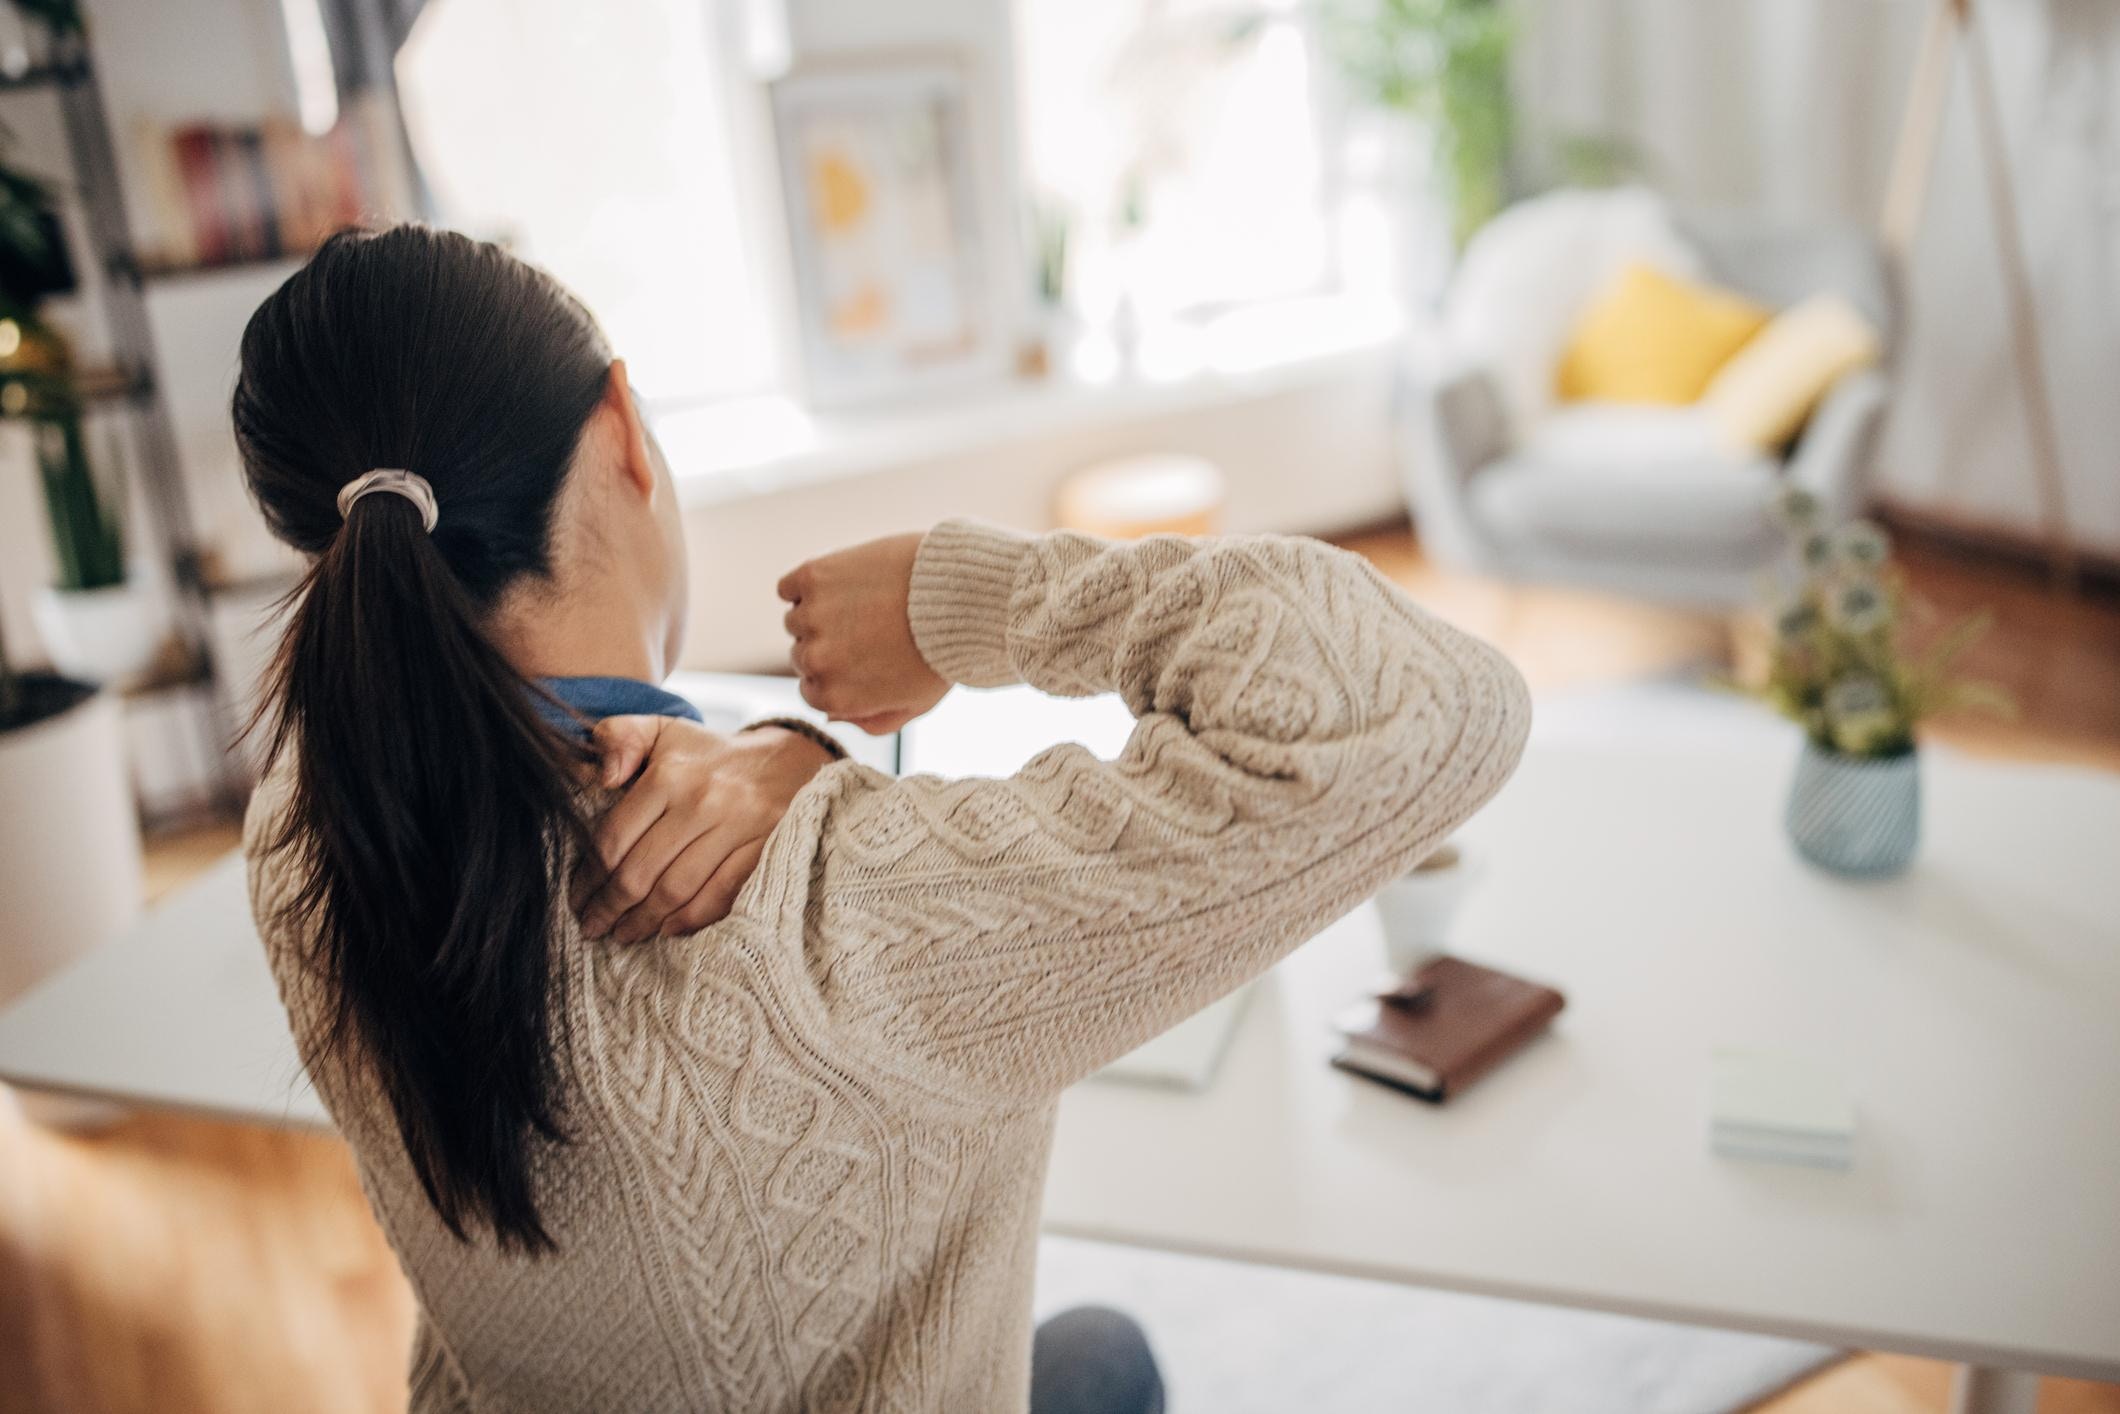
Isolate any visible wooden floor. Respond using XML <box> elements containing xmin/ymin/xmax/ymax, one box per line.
<box><xmin>3</xmin><ymin>521</ymin><xmax>2115</xmax><ymax>1414</ymax></box>
<box><xmin>1333</xmin><ymin>526</ymin><xmax>2120</xmax><ymax>771</ymax></box>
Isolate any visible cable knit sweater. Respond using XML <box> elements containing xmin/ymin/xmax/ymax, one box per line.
<box><xmin>244</xmin><ymin>521</ymin><xmax>1530</xmax><ymax>1413</ymax></box>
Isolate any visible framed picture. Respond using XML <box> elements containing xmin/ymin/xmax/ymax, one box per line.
<box><xmin>770</xmin><ymin>57</ymin><xmax>1002</xmax><ymax>406</ymax></box>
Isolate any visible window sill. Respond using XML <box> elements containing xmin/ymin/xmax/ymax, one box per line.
<box><xmin>655</xmin><ymin>296</ymin><xmax>1404</xmax><ymax>510</ymax></box>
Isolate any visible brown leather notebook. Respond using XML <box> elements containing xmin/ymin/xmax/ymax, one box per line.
<box><xmin>1331</xmin><ymin>955</ymin><xmax>1564</xmax><ymax>1102</ymax></box>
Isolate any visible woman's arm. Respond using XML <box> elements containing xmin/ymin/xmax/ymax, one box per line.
<box><xmin>757</xmin><ymin>520</ymin><xmax>1531</xmax><ymax>1106</ymax></box>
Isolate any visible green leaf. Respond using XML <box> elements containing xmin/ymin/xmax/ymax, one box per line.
<box><xmin>11</xmin><ymin>0</ymin><xmax>84</xmax><ymax>37</ymax></box>
<box><xmin>35</xmin><ymin>413</ymin><xmax>124</xmax><ymax>591</ymax></box>
<box><xmin>1918</xmin><ymin>609</ymin><xmax>1992</xmax><ymax>680</ymax></box>
<box><xmin>1938</xmin><ymin>679</ymin><xmax>2015</xmax><ymax>720</ymax></box>
<box><xmin>1321</xmin><ymin>0</ymin><xmax>1514</xmax><ymax>244</ymax></box>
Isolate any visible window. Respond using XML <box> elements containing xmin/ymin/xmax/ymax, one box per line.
<box><xmin>396</xmin><ymin>0</ymin><xmax>775</xmax><ymax>405</ymax></box>
<box><xmin>1014</xmin><ymin>0</ymin><xmax>1333</xmax><ymax>329</ymax></box>
<box><xmin>396</xmin><ymin>0</ymin><xmax>1361</xmax><ymax>417</ymax></box>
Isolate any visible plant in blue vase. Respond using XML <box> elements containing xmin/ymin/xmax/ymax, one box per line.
<box><xmin>1746</xmin><ymin>488</ymin><xmax>2009</xmax><ymax>877</ymax></box>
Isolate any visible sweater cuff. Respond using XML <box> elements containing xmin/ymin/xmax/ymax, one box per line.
<box><xmin>909</xmin><ymin>519</ymin><xmax>1032</xmax><ymax>689</ymax></box>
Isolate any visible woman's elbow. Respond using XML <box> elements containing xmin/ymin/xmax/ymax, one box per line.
<box><xmin>1462</xmin><ymin>640</ymin><xmax>1532</xmax><ymax>804</ymax></box>
<box><xmin>1386</xmin><ymin>628</ymin><xmax>1532</xmax><ymax>842</ymax></box>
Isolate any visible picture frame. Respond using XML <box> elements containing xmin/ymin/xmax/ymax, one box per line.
<box><xmin>769</xmin><ymin>57</ymin><xmax>1003</xmax><ymax>407</ymax></box>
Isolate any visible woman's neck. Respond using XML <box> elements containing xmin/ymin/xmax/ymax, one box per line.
<box><xmin>488</xmin><ymin>582</ymin><xmax>666</xmax><ymax>685</ymax></box>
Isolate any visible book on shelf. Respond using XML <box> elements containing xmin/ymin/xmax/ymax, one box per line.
<box><xmin>166</xmin><ymin>125</ymin><xmax>222</xmax><ymax>266</ymax></box>
<box><xmin>128</xmin><ymin>93</ymin><xmax>416</xmax><ymax>276</ymax></box>
<box><xmin>132</xmin><ymin>117</ymin><xmax>195</xmax><ymax>268</ymax></box>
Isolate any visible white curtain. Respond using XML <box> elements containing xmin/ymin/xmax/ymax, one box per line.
<box><xmin>1515</xmin><ymin>0</ymin><xmax>2120</xmax><ymax>553</ymax></box>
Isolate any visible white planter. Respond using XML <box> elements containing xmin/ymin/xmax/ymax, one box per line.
<box><xmin>32</xmin><ymin>582</ymin><xmax>166</xmax><ymax>685</ymax></box>
<box><xmin>0</xmin><ymin>685</ymin><xmax>142</xmax><ymax>1006</ymax></box>
<box><xmin>1373</xmin><ymin>841</ymin><xmax>1483</xmax><ymax>977</ymax></box>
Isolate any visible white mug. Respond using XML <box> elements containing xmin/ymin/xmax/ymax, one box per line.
<box><xmin>1373</xmin><ymin>841</ymin><xmax>1481</xmax><ymax>977</ymax></box>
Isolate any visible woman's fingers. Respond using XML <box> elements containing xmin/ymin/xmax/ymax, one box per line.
<box><xmin>575</xmin><ymin>714</ymin><xmax>835</xmax><ymax>943</ymax></box>
<box><xmin>776</xmin><ymin>533</ymin><xmax>946</xmax><ymax>731</ymax></box>
<box><xmin>603</xmin><ymin>822</ymin><xmax>741</xmax><ymax>945</ymax></box>
<box><xmin>590</xmin><ymin>715</ymin><xmax>666</xmax><ymax>789</ymax></box>
<box><xmin>847</xmin><ymin>711</ymin><xmax>913</xmax><ymax>735</ymax></box>
<box><xmin>566</xmin><ymin>855</ymin><xmax>602</xmax><ymax>917</ymax></box>
<box><xmin>580</xmin><ymin>804</ymin><xmax>698</xmax><ymax>938</ymax></box>
<box><xmin>586</xmin><ymin>776</ymin><xmax>669</xmax><ymax>885</ymax></box>
<box><xmin>662</xmin><ymin>837</ymin><xmax>767</xmax><ymax>936</ymax></box>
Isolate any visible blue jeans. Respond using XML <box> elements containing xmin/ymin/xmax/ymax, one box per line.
<box><xmin>1030</xmin><ymin>1307</ymin><xmax>1165</xmax><ymax>1414</ymax></box>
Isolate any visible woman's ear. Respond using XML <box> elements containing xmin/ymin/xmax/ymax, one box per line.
<box><xmin>604</xmin><ymin>358</ymin><xmax>656</xmax><ymax>502</ymax></box>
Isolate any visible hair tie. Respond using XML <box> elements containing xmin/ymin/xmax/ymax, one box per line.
<box><xmin>337</xmin><ymin>469</ymin><xmax>439</xmax><ymax>533</ymax></box>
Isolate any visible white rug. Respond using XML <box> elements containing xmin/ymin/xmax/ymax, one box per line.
<box><xmin>1035</xmin><ymin>1235</ymin><xmax>1838</xmax><ymax>1414</ymax></box>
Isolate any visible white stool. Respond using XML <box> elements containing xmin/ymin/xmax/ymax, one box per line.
<box><xmin>1055</xmin><ymin>454</ymin><xmax>1227</xmax><ymax>540</ymax></box>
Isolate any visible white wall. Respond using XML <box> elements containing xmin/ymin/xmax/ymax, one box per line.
<box><xmin>677</xmin><ymin>357</ymin><xmax>1401</xmax><ymax>671</ymax></box>
<box><xmin>780</xmin><ymin>0</ymin><xmax>1031</xmax><ymax>374</ymax></box>
<box><xmin>90</xmin><ymin>0</ymin><xmax>298</xmax><ymax>124</ymax></box>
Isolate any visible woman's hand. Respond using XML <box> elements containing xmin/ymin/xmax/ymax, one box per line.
<box><xmin>777</xmin><ymin>531</ymin><xmax>949</xmax><ymax>734</ymax></box>
<box><xmin>573</xmin><ymin>717</ymin><xmax>836</xmax><ymax>943</ymax></box>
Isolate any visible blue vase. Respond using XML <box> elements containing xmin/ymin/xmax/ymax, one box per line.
<box><xmin>1785</xmin><ymin>743</ymin><xmax>1921</xmax><ymax>878</ymax></box>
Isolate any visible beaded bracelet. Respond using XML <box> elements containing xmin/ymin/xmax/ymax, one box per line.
<box><xmin>740</xmin><ymin>715</ymin><xmax>848</xmax><ymax>761</ymax></box>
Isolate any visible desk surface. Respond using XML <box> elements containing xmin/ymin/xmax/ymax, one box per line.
<box><xmin>3</xmin><ymin>698</ymin><xmax>2116</xmax><ymax>1380</ymax></box>
<box><xmin>1043</xmin><ymin>743</ymin><xmax>2120</xmax><ymax>1381</ymax></box>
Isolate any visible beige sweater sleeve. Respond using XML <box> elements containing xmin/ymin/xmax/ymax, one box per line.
<box><xmin>762</xmin><ymin>519</ymin><xmax>1530</xmax><ymax>1106</ymax></box>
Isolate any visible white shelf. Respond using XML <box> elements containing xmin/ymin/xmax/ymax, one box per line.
<box><xmin>656</xmin><ymin>296</ymin><xmax>1404</xmax><ymax>509</ymax></box>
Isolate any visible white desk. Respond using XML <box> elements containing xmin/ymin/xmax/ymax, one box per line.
<box><xmin>3</xmin><ymin>710</ymin><xmax>2116</xmax><ymax>1411</ymax></box>
<box><xmin>1043</xmin><ymin>743</ymin><xmax>2120</xmax><ymax>1411</ymax></box>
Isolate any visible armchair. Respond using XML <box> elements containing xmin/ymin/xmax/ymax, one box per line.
<box><xmin>1400</xmin><ymin>193</ymin><xmax>1899</xmax><ymax>608</ymax></box>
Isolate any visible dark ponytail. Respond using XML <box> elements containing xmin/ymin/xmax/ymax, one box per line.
<box><xmin>234</xmin><ymin>226</ymin><xmax>613</xmax><ymax>1252</ymax></box>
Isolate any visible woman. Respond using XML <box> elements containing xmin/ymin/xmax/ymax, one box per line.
<box><xmin>239</xmin><ymin>225</ymin><xmax>1529</xmax><ymax>1412</ymax></box>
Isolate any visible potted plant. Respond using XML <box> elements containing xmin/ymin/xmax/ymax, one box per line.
<box><xmin>22</xmin><ymin>392</ymin><xmax>163</xmax><ymax>683</ymax></box>
<box><xmin>1747</xmin><ymin>488</ymin><xmax>2008</xmax><ymax>878</ymax></box>
<box><xmin>1322</xmin><ymin>0</ymin><xmax>1516</xmax><ymax>251</ymax></box>
<box><xmin>1015</xmin><ymin>195</ymin><xmax>1073</xmax><ymax>379</ymax></box>
<box><xmin>0</xmin><ymin>609</ymin><xmax>143</xmax><ymax>1006</ymax></box>
<box><xmin>0</xmin><ymin>121</ymin><xmax>163</xmax><ymax>685</ymax></box>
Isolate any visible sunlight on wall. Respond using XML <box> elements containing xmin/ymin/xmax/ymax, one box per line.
<box><xmin>1015</xmin><ymin>0</ymin><xmax>1329</xmax><ymax>327</ymax></box>
<box><xmin>274</xmin><ymin>0</ymin><xmax>338</xmax><ymax>136</ymax></box>
<box><xmin>396</xmin><ymin>0</ymin><xmax>775</xmax><ymax>404</ymax></box>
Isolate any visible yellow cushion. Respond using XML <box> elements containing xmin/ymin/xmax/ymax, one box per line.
<box><xmin>1555</xmin><ymin>263</ymin><xmax>1772</xmax><ymax>404</ymax></box>
<box><xmin>1700</xmin><ymin>293</ymin><xmax>1882</xmax><ymax>451</ymax></box>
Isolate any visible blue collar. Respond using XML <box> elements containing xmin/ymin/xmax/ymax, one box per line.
<box><xmin>534</xmin><ymin>675</ymin><xmax>704</xmax><ymax>738</ymax></box>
